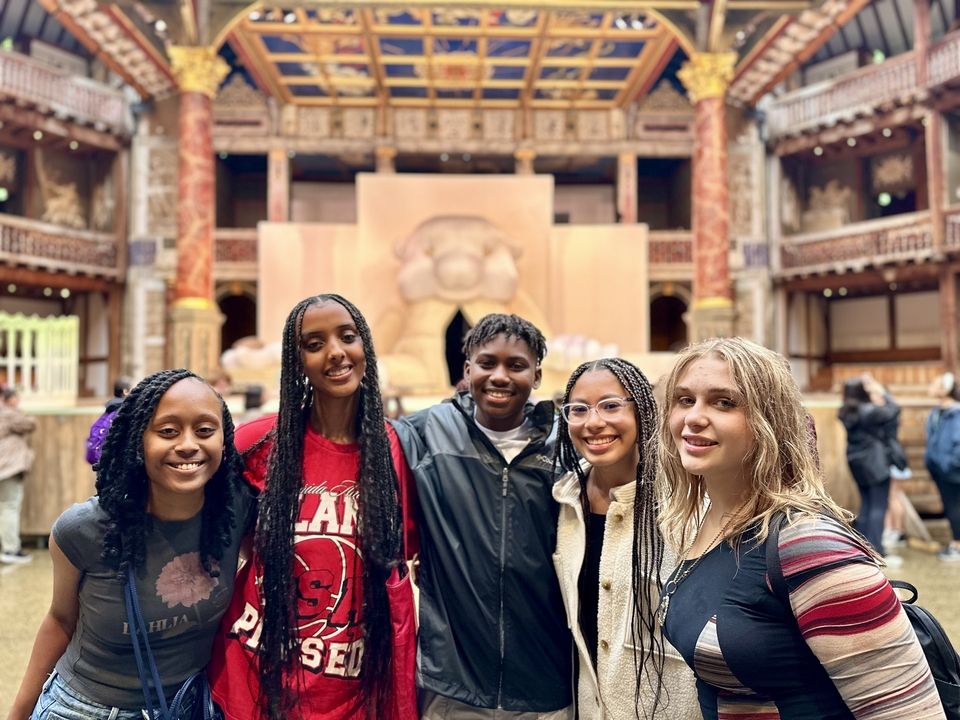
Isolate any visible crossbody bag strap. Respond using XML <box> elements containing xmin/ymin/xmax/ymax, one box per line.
<box><xmin>125</xmin><ymin>566</ymin><xmax>172</xmax><ymax>720</ymax></box>
<box><xmin>765</xmin><ymin>511</ymin><xmax>790</xmax><ymax>606</ymax></box>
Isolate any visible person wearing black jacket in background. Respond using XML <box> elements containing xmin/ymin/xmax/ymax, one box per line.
<box><xmin>838</xmin><ymin>373</ymin><xmax>901</xmax><ymax>556</ymax></box>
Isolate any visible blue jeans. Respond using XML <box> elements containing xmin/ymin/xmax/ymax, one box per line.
<box><xmin>855</xmin><ymin>479</ymin><xmax>890</xmax><ymax>554</ymax></box>
<box><xmin>31</xmin><ymin>671</ymin><xmax>208</xmax><ymax>720</ymax></box>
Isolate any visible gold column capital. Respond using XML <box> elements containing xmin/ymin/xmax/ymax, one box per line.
<box><xmin>678</xmin><ymin>52</ymin><xmax>737</xmax><ymax>104</ymax></box>
<box><xmin>169</xmin><ymin>46</ymin><xmax>230</xmax><ymax>98</ymax></box>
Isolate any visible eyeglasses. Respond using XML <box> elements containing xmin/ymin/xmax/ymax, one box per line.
<box><xmin>561</xmin><ymin>397</ymin><xmax>634</xmax><ymax>425</ymax></box>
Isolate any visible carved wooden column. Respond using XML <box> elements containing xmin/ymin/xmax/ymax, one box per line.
<box><xmin>617</xmin><ymin>151</ymin><xmax>637</xmax><ymax>223</ymax></box>
<box><xmin>915</xmin><ymin>0</ymin><xmax>930</xmax><ymax>87</ymax></box>
<box><xmin>514</xmin><ymin>147</ymin><xmax>536</xmax><ymax>175</ymax></box>
<box><xmin>375</xmin><ymin>145</ymin><xmax>397</xmax><ymax>173</ymax></box>
<box><xmin>678</xmin><ymin>52</ymin><xmax>737</xmax><ymax>341</ymax></box>
<box><xmin>926</xmin><ymin>109</ymin><xmax>946</xmax><ymax>253</ymax></box>
<box><xmin>167</xmin><ymin>46</ymin><xmax>230</xmax><ymax>376</ymax></box>
<box><xmin>267</xmin><ymin>148</ymin><xmax>289</xmax><ymax>222</ymax></box>
<box><xmin>940</xmin><ymin>265</ymin><xmax>959</xmax><ymax>374</ymax></box>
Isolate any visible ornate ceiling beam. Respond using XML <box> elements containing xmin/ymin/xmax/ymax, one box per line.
<box><xmin>38</xmin><ymin>0</ymin><xmax>175</xmax><ymax>98</ymax></box>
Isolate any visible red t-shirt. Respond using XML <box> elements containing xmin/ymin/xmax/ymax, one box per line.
<box><xmin>208</xmin><ymin>415</ymin><xmax>416</xmax><ymax>720</ymax></box>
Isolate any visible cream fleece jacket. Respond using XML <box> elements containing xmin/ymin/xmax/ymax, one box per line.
<box><xmin>552</xmin><ymin>469</ymin><xmax>702</xmax><ymax>720</ymax></box>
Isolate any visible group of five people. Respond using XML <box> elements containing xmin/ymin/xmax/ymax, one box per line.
<box><xmin>8</xmin><ymin>295</ymin><xmax>947</xmax><ymax>720</ymax></box>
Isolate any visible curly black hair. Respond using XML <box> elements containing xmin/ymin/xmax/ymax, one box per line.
<box><xmin>96</xmin><ymin>368</ymin><xmax>244</xmax><ymax>578</ymax></box>
<box><xmin>555</xmin><ymin>358</ymin><xmax>665</xmax><ymax>719</ymax></box>
<box><xmin>462</xmin><ymin>313</ymin><xmax>547</xmax><ymax>364</ymax></box>
<box><xmin>253</xmin><ymin>294</ymin><xmax>403</xmax><ymax>720</ymax></box>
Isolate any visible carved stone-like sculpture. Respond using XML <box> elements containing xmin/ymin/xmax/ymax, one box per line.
<box><xmin>377</xmin><ymin>215</ymin><xmax>549</xmax><ymax>393</ymax></box>
<box><xmin>802</xmin><ymin>180</ymin><xmax>851</xmax><ymax>233</ymax></box>
<box><xmin>35</xmin><ymin>152</ymin><xmax>85</xmax><ymax>230</ymax></box>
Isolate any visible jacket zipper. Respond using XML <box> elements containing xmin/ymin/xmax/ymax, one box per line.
<box><xmin>497</xmin><ymin>465</ymin><xmax>508</xmax><ymax>708</ymax></box>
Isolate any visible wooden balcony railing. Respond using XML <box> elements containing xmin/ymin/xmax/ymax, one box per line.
<box><xmin>0</xmin><ymin>213</ymin><xmax>120</xmax><ymax>278</ymax></box>
<box><xmin>0</xmin><ymin>50</ymin><xmax>131</xmax><ymax>136</ymax></box>
<box><xmin>215</xmin><ymin>228</ymin><xmax>258</xmax><ymax>264</ymax></box>
<box><xmin>648</xmin><ymin>230</ymin><xmax>692</xmax><ymax>279</ymax></box>
<box><xmin>943</xmin><ymin>206</ymin><xmax>960</xmax><ymax>249</ymax></box>
<box><xmin>767</xmin><ymin>51</ymin><xmax>919</xmax><ymax>139</ymax></box>
<box><xmin>777</xmin><ymin>211</ymin><xmax>933</xmax><ymax>277</ymax></box>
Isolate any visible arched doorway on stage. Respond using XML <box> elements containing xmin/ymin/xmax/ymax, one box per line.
<box><xmin>216</xmin><ymin>282</ymin><xmax>257</xmax><ymax>353</ymax></box>
<box><xmin>650</xmin><ymin>283</ymin><xmax>690</xmax><ymax>352</ymax></box>
<box><xmin>445</xmin><ymin>309</ymin><xmax>472</xmax><ymax>387</ymax></box>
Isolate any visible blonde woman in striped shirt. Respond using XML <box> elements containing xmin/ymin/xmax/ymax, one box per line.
<box><xmin>655</xmin><ymin>337</ymin><xmax>944</xmax><ymax>720</ymax></box>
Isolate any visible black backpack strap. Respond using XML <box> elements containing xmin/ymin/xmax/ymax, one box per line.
<box><xmin>889</xmin><ymin>579</ymin><xmax>919</xmax><ymax>604</ymax></box>
<box><xmin>765</xmin><ymin>511</ymin><xmax>790</xmax><ymax>606</ymax></box>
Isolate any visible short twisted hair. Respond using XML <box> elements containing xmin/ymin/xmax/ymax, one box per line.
<box><xmin>462</xmin><ymin>313</ymin><xmax>547</xmax><ymax>363</ymax></box>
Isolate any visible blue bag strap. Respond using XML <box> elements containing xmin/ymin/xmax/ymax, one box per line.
<box><xmin>125</xmin><ymin>566</ymin><xmax>172</xmax><ymax>720</ymax></box>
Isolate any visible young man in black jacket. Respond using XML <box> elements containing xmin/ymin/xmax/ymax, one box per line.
<box><xmin>393</xmin><ymin>314</ymin><xmax>573</xmax><ymax>719</ymax></box>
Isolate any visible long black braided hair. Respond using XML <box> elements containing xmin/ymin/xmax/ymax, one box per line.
<box><xmin>253</xmin><ymin>294</ymin><xmax>403</xmax><ymax>719</ymax></box>
<box><xmin>555</xmin><ymin>358</ymin><xmax>665</xmax><ymax>719</ymax></box>
<box><xmin>96</xmin><ymin>368</ymin><xmax>244</xmax><ymax>577</ymax></box>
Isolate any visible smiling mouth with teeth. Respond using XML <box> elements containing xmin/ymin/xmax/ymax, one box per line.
<box><xmin>684</xmin><ymin>437</ymin><xmax>717</xmax><ymax>447</ymax></box>
<box><xmin>485</xmin><ymin>390</ymin><xmax>513</xmax><ymax>398</ymax></box>
<box><xmin>585</xmin><ymin>437</ymin><xmax>616</xmax><ymax>446</ymax></box>
<box><xmin>170</xmin><ymin>462</ymin><xmax>204</xmax><ymax>470</ymax></box>
<box><xmin>326</xmin><ymin>366</ymin><xmax>352</xmax><ymax>377</ymax></box>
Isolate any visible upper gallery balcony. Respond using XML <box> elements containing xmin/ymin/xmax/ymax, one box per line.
<box><xmin>767</xmin><ymin>30</ymin><xmax>960</xmax><ymax>141</ymax></box>
<box><xmin>0</xmin><ymin>50</ymin><xmax>132</xmax><ymax>139</ymax></box>
<box><xmin>0</xmin><ymin>213</ymin><xmax>121</xmax><ymax>280</ymax></box>
<box><xmin>774</xmin><ymin>210</ymin><xmax>959</xmax><ymax>279</ymax></box>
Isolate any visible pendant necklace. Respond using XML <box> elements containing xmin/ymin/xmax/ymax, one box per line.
<box><xmin>656</xmin><ymin>499</ymin><xmax>750</xmax><ymax>628</ymax></box>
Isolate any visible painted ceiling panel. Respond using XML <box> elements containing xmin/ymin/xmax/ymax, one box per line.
<box><xmin>234</xmin><ymin>5</ymin><xmax>672</xmax><ymax>109</ymax></box>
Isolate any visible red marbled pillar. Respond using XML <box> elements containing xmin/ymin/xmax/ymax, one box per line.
<box><xmin>175</xmin><ymin>91</ymin><xmax>215</xmax><ymax>302</ymax></box>
<box><xmin>691</xmin><ymin>95</ymin><xmax>731</xmax><ymax>304</ymax></box>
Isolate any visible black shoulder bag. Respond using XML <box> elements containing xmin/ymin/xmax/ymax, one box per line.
<box><xmin>124</xmin><ymin>567</ymin><xmax>216</xmax><ymax>720</ymax></box>
<box><xmin>766</xmin><ymin>514</ymin><xmax>960</xmax><ymax>720</ymax></box>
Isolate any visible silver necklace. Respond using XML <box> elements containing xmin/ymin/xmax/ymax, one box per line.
<box><xmin>656</xmin><ymin>500</ymin><xmax>748</xmax><ymax>627</ymax></box>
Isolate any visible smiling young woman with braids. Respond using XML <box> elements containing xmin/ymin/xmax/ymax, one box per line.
<box><xmin>208</xmin><ymin>294</ymin><xmax>417</xmax><ymax>720</ymax></box>
<box><xmin>9</xmin><ymin>369</ymin><xmax>253</xmax><ymax>720</ymax></box>
<box><xmin>553</xmin><ymin>358</ymin><xmax>699</xmax><ymax>720</ymax></box>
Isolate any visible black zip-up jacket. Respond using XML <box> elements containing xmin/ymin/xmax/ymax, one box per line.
<box><xmin>839</xmin><ymin>394</ymin><xmax>901</xmax><ymax>487</ymax></box>
<box><xmin>392</xmin><ymin>393</ymin><xmax>573</xmax><ymax>712</ymax></box>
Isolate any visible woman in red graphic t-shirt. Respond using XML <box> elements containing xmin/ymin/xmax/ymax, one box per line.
<box><xmin>208</xmin><ymin>294</ymin><xmax>416</xmax><ymax>720</ymax></box>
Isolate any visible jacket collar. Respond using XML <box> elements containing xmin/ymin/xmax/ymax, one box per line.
<box><xmin>449</xmin><ymin>390</ymin><xmax>556</xmax><ymax>439</ymax></box>
<box><xmin>553</xmin><ymin>460</ymin><xmax>637</xmax><ymax>507</ymax></box>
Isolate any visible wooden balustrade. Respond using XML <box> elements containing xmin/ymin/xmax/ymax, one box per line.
<box><xmin>0</xmin><ymin>51</ymin><xmax>131</xmax><ymax>136</ymax></box>
<box><xmin>928</xmin><ymin>31</ymin><xmax>960</xmax><ymax>88</ymax></box>
<box><xmin>777</xmin><ymin>212</ymin><xmax>933</xmax><ymax>276</ymax></box>
<box><xmin>215</xmin><ymin>228</ymin><xmax>258</xmax><ymax>264</ymax></box>
<box><xmin>944</xmin><ymin>206</ymin><xmax>960</xmax><ymax>249</ymax></box>
<box><xmin>648</xmin><ymin>230</ymin><xmax>692</xmax><ymax>281</ymax></box>
<box><xmin>0</xmin><ymin>213</ymin><xmax>120</xmax><ymax>278</ymax></box>
<box><xmin>767</xmin><ymin>52</ymin><xmax>919</xmax><ymax>139</ymax></box>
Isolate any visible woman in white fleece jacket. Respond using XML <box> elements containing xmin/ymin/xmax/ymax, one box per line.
<box><xmin>553</xmin><ymin>358</ymin><xmax>700</xmax><ymax>720</ymax></box>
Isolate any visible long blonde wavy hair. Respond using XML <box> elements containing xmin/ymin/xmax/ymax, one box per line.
<box><xmin>657</xmin><ymin>337</ymin><xmax>854</xmax><ymax>552</ymax></box>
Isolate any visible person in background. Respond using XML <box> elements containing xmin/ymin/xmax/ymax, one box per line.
<box><xmin>657</xmin><ymin>337</ymin><xmax>944</xmax><ymax>719</ymax></box>
<box><xmin>85</xmin><ymin>376</ymin><xmax>132</xmax><ymax>466</ymax></box>
<box><xmin>553</xmin><ymin>358</ymin><xmax>699</xmax><ymax>719</ymax></box>
<box><xmin>0</xmin><ymin>385</ymin><xmax>36</xmax><ymax>564</ymax></box>
<box><xmin>838</xmin><ymin>373</ymin><xmax>900</xmax><ymax>557</ymax></box>
<box><xmin>925</xmin><ymin>372</ymin><xmax>960</xmax><ymax>563</ymax></box>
